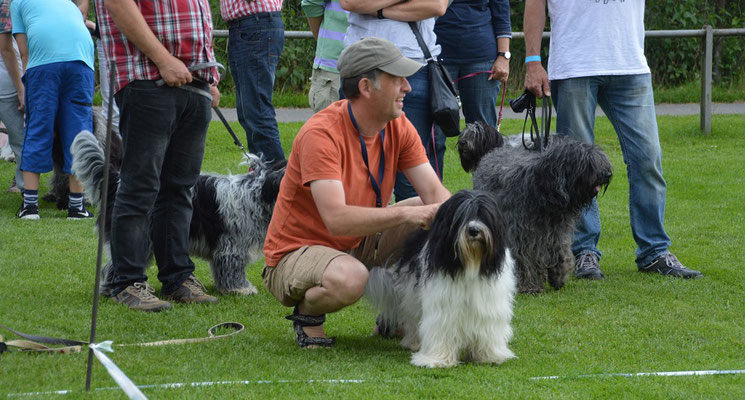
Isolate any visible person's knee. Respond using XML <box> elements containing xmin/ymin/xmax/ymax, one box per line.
<box><xmin>323</xmin><ymin>258</ymin><xmax>369</xmax><ymax>306</ymax></box>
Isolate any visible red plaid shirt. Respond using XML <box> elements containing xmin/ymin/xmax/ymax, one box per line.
<box><xmin>95</xmin><ymin>0</ymin><xmax>220</xmax><ymax>93</ymax></box>
<box><xmin>220</xmin><ymin>0</ymin><xmax>283</xmax><ymax>22</ymax></box>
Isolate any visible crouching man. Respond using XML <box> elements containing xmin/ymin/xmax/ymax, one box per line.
<box><xmin>262</xmin><ymin>38</ymin><xmax>451</xmax><ymax>348</ymax></box>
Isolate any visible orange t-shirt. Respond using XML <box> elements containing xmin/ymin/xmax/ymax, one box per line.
<box><xmin>263</xmin><ymin>100</ymin><xmax>429</xmax><ymax>266</ymax></box>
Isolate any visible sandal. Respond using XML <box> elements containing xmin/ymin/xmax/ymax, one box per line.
<box><xmin>285</xmin><ymin>307</ymin><xmax>335</xmax><ymax>348</ymax></box>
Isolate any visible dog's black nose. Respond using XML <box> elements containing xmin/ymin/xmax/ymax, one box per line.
<box><xmin>468</xmin><ymin>226</ymin><xmax>481</xmax><ymax>237</ymax></box>
<box><xmin>603</xmin><ymin>170</ymin><xmax>613</xmax><ymax>179</ymax></box>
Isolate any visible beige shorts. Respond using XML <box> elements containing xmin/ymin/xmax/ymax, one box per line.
<box><xmin>262</xmin><ymin>222</ymin><xmax>416</xmax><ymax>307</ymax></box>
<box><xmin>308</xmin><ymin>68</ymin><xmax>341</xmax><ymax>113</ymax></box>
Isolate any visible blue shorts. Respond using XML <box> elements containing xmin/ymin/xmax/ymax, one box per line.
<box><xmin>21</xmin><ymin>61</ymin><xmax>94</xmax><ymax>174</ymax></box>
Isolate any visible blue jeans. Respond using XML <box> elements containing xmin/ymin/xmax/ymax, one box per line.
<box><xmin>551</xmin><ymin>73</ymin><xmax>670</xmax><ymax>266</ymax></box>
<box><xmin>109</xmin><ymin>81</ymin><xmax>212</xmax><ymax>295</ymax></box>
<box><xmin>442</xmin><ymin>61</ymin><xmax>500</xmax><ymax>126</ymax></box>
<box><xmin>394</xmin><ymin>66</ymin><xmax>446</xmax><ymax>201</ymax></box>
<box><xmin>228</xmin><ymin>12</ymin><xmax>285</xmax><ymax>164</ymax></box>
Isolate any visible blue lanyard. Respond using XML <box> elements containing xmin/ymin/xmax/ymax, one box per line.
<box><xmin>348</xmin><ymin>102</ymin><xmax>385</xmax><ymax>208</ymax></box>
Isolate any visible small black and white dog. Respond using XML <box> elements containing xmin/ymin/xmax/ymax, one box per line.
<box><xmin>70</xmin><ymin>131</ymin><xmax>286</xmax><ymax>296</ymax></box>
<box><xmin>367</xmin><ymin>190</ymin><xmax>517</xmax><ymax>368</ymax></box>
<box><xmin>457</xmin><ymin>122</ymin><xmax>613</xmax><ymax>293</ymax></box>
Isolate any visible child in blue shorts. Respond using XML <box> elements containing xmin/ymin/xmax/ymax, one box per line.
<box><xmin>11</xmin><ymin>0</ymin><xmax>95</xmax><ymax>219</ymax></box>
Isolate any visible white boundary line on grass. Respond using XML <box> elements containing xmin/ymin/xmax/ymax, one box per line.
<box><xmin>6</xmin><ymin>379</ymin><xmax>394</xmax><ymax>398</ymax></box>
<box><xmin>531</xmin><ymin>369</ymin><xmax>745</xmax><ymax>380</ymax></box>
<box><xmin>8</xmin><ymin>369</ymin><xmax>745</xmax><ymax>397</ymax></box>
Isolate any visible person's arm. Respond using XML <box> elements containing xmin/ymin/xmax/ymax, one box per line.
<box><xmin>307</xmin><ymin>16</ymin><xmax>323</xmax><ymax>39</ymax></box>
<box><xmin>302</xmin><ymin>0</ymin><xmax>325</xmax><ymax>40</ymax></box>
<box><xmin>104</xmin><ymin>0</ymin><xmax>192</xmax><ymax>86</ymax></box>
<box><xmin>488</xmin><ymin>0</ymin><xmax>510</xmax><ymax>82</ymax></box>
<box><xmin>341</xmin><ymin>0</ymin><xmax>447</xmax><ymax>21</ymax></box>
<box><xmin>12</xmin><ymin>33</ymin><xmax>27</xmax><ymax>72</ymax></box>
<box><xmin>310</xmin><ymin>179</ymin><xmax>441</xmax><ymax>236</ymax></box>
<box><xmin>402</xmin><ymin>163</ymin><xmax>450</xmax><ymax>205</ymax></box>
<box><xmin>0</xmin><ymin>34</ymin><xmax>23</xmax><ymax>111</ymax></box>
<box><xmin>76</xmin><ymin>0</ymin><xmax>89</xmax><ymax>16</ymax></box>
<box><xmin>490</xmin><ymin>37</ymin><xmax>510</xmax><ymax>83</ymax></box>
<box><xmin>523</xmin><ymin>0</ymin><xmax>550</xmax><ymax>97</ymax></box>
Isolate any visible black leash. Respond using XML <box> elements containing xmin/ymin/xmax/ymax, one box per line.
<box><xmin>510</xmin><ymin>89</ymin><xmax>552</xmax><ymax>152</ymax></box>
<box><xmin>212</xmin><ymin>106</ymin><xmax>250</xmax><ymax>159</ymax></box>
<box><xmin>155</xmin><ymin>62</ymin><xmax>251</xmax><ymax>158</ymax></box>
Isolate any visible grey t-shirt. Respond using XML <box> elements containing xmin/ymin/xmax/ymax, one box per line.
<box><xmin>343</xmin><ymin>13</ymin><xmax>440</xmax><ymax>64</ymax></box>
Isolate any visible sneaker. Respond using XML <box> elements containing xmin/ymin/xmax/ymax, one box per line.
<box><xmin>112</xmin><ymin>282</ymin><xmax>172</xmax><ymax>312</ymax></box>
<box><xmin>162</xmin><ymin>275</ymin><xmax>218</xmax><ymax>304</ymax></box>
<box><xmin>7</xmin><ymin>178</ymin><xmax>20</xmax><ymax>193</ymax></box>
<box><xmin>639</xmin><ymin>253</ymin><xmax>702</xmax><ymax>279</ymax></box>
<box><xmin>68</xmin><ymin>206</ymin><xmax>94</xmax><ymax>220</ymax></box>
<box><xmin>574</xmin><ymin>253</ymin><xmax>604</xmax><ymax>280</ymax></box>
<box><xmin>17</xmin><ymin>203</ymin><xmax>40</xmax><ymax>220</ymax></box>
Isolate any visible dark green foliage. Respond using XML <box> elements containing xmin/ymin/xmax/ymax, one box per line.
<box><xmin>645</xmin><ymin>0</ymin><xmax>745</xmax><ymax>86</ymax></box>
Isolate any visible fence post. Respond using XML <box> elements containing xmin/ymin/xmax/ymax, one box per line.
<box><xmin>700</xmin><ymin>25</ymin><xmax>713</xmax><ymax>135</ymax></box>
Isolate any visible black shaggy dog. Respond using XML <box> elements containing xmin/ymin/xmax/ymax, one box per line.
<box><xmin>70</xmin><ymin>131</ymin><xmax>286</xmax><ymax>296</ymax></box>
<box><xmin>457</xmin><ymin>122</ymin><xmax>613</xmax><ymax>293</ymax></box>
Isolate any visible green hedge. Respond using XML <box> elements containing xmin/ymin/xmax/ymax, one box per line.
<box><xmin>208</xmin><ymin>0</ymin><xmax>744</xmax><ymax>94</ymax></box>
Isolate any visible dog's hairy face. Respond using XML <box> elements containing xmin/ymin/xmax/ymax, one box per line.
<box><xmin>427</xmin><ymin>190</ymin><xmax>507</xmax><ymax>279</ymax></box>
<box><xmin>457</xmin><ymin>121</ymin><xmax>505</xmax><ymax>173</ymax></box>
<box><xmin>535</xmin><ymin>135</ymin><xmax>613</xmax><ymax>210</ymax></box>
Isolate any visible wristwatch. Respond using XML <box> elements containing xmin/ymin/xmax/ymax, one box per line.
<box><xmin>497</xmin><ymin>51</ymin><xmax>511</xmax><ymax>60</ymax></box>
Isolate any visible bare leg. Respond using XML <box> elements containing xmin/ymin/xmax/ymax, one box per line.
<box><xmin>297</xmin><ymin>255</ymin><xmax>369</xmax><ymax>339</ymax></box>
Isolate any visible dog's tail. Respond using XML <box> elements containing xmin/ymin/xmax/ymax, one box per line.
<box><xmin>71</xmin><ymin>131</ymin><xmax>119</xmax><ymax>241</ymax></box>
<box><xmin>366</xmin><ymin>267</ymin><xmax>404</xmax><ymax>337</ymax></box>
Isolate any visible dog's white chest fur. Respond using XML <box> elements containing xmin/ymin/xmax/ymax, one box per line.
<box><xmin>407</xmin><ymin>253</ymin><xmax>517</xmax><ymax>368</ymax></box>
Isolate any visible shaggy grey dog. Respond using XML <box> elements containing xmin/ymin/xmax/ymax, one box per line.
<box><xmin>70</xmin><ymin>131</ymin><xmax>286</xmax><ymax>296</ymax></box>
<box><xmin>457</xmin><ymin>122</ymin><xmax>613</xmax><ymax>293</ymax></box>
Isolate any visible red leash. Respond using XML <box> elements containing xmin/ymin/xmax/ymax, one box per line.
<box><xmin>453</xmin><ymin>70</ymin><xmax>508</xmax><ymax>131</ymax></box>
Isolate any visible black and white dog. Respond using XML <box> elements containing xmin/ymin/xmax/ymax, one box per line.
<box><xmin>457</xmin><ymin>122</ymin><xmax>613</xmax><ymax>293</ymax></box>
<box><xmin>367</xmin><ymin>190</ymin><xmax>517</xmax><ymax>368</ymax></box>
<box><xmin>70</xmin><ymin>131</ymin><xmax>286</xmax><ymax>296</ymax></box>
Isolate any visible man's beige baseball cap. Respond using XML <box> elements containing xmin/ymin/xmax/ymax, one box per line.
<box><xmin>338</xmin><ymin>37</ymin><xmax>422</xmax><ymax>79</ymax></box>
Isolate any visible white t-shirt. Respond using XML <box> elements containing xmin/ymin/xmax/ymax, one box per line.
<box><xmin>0</xmin><ymin>38</ymin><xmax>21</xmax><ymax>99</ymax></box>
<box><xmin>547</xmin><ymin>0</ymin><xmax>650</xmax><ymax>80</ymax></box>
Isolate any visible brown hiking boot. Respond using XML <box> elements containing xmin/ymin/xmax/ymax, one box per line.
<box><xmin>162</xmin><ymin>275</ymin><xmax>218</xmax><ymax>304</ymax></box>
<box><xmin>112</xmin><ymin>282</ymin><xmax>171</xmax><ymax>312</ymax></box>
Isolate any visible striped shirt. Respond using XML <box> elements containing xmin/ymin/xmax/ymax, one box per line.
<box><xmin>220</xmin><ymin>0</ymin><xmax>283</xmax><ymax>22</ymax></box>
<box><xmin>94</xmin><ymin>0</ymin><xmax>220</xmax><ymax>93</ymax></box>
<box><xmin>301</xmin><ymin>0</ymin><xmax>348</xmax><ymax>73</ymax></box>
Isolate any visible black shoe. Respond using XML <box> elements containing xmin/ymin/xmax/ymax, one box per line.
<box><xmin>574</xmin><ymin>253</ymin><xmax>604</xmax><ymax>280</ymax></box>
<box><xmin>17</xmin><ymin>203</ymin><xmax>40</xmax><ymax>220</ymax></box>
<box><xmin>639</xmin><ymin>253</ymin><xmax>702</xmax><ymax>279</ymax></box>
<box><xmin>68</xmin><ymin>206</ymin><xmax>94</xmax><ymax>220</ymax></box>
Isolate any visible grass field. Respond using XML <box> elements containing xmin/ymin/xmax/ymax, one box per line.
<box><xmin>1</xmin><ymin>114</ymin><xmax>744</xmax><ymax>399</ymax></box>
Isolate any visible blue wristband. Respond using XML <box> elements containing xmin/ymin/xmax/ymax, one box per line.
<box><xmin>525</xmin><ymin>55</ymin><xmax>542</xmax><ymax>64</ymax></box>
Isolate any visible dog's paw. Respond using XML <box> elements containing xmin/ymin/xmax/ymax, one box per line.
<box><xmin>410</xmin><ymin>351</ymin><xmax>458</xmax><ymax>368</ymax></box>
<box><xmin>470</xmin><ymin>346</ymin><xmax>516</xmax><ymax>365</ymax></box>
<box><xmin>221</xmin><ymin>284</ymin><xmax>258</xmax><ymax>296</ymax></box>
